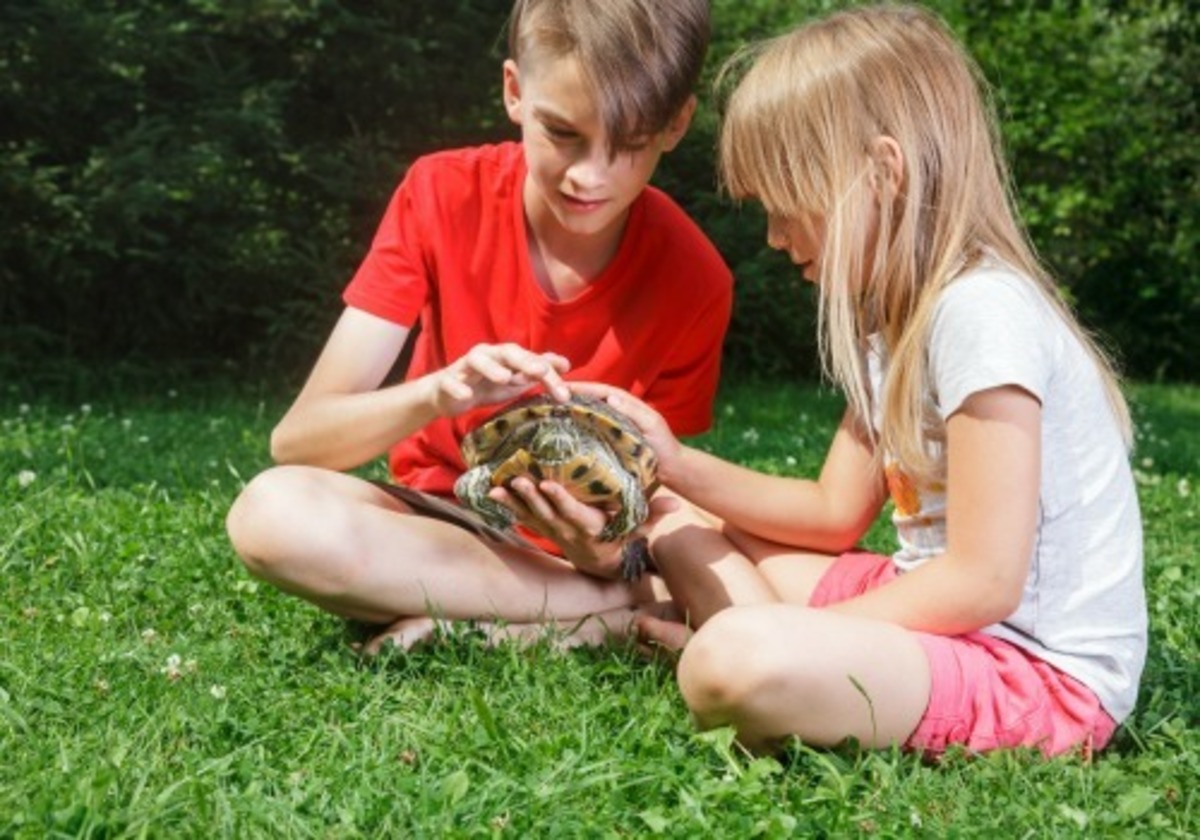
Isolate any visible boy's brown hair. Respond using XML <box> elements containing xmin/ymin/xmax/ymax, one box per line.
<box><xmin>507</xmin><ymin>0</ymin><xmax>710</xmax><ymax>153</ymax></box>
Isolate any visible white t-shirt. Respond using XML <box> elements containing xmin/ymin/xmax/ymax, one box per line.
<box><xmin>867</xmin><ymin>262</ymin><xmax>1147</xmax><ymax>722</ymax></box>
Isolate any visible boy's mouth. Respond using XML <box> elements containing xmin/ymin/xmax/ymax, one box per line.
<box><xmin>561</xmin><ymin>193</ymin><xmax>608</xmax><ymax>212</ymax></box>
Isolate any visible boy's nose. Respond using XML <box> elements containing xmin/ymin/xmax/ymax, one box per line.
<box><xmin>566</xmin><ymin>146</ymin><xmax>607</xmax><ymax>192</ymax></box>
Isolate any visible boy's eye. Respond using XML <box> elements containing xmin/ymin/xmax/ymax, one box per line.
<box><xmin>545</xmin><ymin>125</ymin><xmax>580</xmax><ymax>142</ymax></box>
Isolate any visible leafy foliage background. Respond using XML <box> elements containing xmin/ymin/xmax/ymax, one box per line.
<box><xmin>2</xmin><ymin>0</ymin><xmax>1196</xmax><ymax>382</ymax></box>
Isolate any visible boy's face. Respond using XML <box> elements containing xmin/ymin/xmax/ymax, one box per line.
<box><xmin>503</xmin><ymin>55</ymin><xmax>694</xmax><ymax>241</ymax></box>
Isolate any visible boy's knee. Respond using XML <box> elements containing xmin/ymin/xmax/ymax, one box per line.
<box><xmin>225</xmin><ymin>466</ymin><xmax>306</xmax><ymax>573</ymax></box>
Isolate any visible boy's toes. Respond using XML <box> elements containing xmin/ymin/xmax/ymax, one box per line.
<box><xmin>360</xmin><ymin>616</ymin><xmax>449</xmax><ymax>656</ymax></box>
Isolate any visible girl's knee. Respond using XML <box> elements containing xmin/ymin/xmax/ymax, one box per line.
<box><xmin>678</xmin><ymin>607</ymin><xmax>786</xmax><ymax>718</ymax></box>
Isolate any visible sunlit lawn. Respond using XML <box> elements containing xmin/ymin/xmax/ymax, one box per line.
<box><xmin>1</xmin><ymin>373</ymin><xmax>1196</xmax><ymax>837</ymax></box>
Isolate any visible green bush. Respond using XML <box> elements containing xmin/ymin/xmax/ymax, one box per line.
<box><xmin>1</xmin><ymin>1</ymin><xmax>1195</xmax><ymax>382</ymax></box>
<box><xmin>953</xmin><ymin>0</ymin><xmax>1200</xmax><ymax>380</ymax></box>
<box><xmin>0</xmin><ymin>0</ymin><xmax>514</xmax><ymax>377</ymax></box>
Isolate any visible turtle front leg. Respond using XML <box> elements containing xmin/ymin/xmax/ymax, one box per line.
<box><xmin>454</xmin><ymin>466</ymin><xmax>515</xmax><ymax>530</ymax></box>
<box><xmin>598</xmin><ymin>469</ymin><xmax>649</xmax><ymax>542</ymax></box>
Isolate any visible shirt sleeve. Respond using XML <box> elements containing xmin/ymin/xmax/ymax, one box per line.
<box><xmin>928</xmin><ymin>270</ymin><xmax>1056</xmax><ymax>419</ymax></box>
<box><xmin>341</xmin><ymin>162</ymin><xmax>432</xmax><ymax>327</ymax></box>
<box><xmin>646</xmin><ymin>270</ymin><xmax>733</xmax><ymax>437</ymax></box>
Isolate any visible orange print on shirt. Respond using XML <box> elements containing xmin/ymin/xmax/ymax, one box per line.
<box><xmin>885</xmin><ymin>462</ymin><xmax>922</xmax><ymax>517</ymax></box>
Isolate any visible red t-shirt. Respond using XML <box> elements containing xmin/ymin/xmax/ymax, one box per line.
<box><xmin>343</xmin><ymin>142</ymin><xmax>732</xmax><ymax>496</ymax></box>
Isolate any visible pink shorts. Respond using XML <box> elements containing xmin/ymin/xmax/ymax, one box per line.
<box><xmin>809</xmin><ymin>551</ymin><xmax>1117</xmax><ymax>757</ymax></box>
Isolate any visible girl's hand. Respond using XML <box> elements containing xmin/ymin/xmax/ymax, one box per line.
<box><xmin>568</xmin><ymin>382</ymin><xmax>684</xmax><ymax>485</ymax></box>
<box><xmin>490</xmin><ymin>478</ymin><xmax>679</xmax><ymax>579</ymax></box>
<box><xmin>429</xmin><ymin>343</ymin><xmax>570</xmax><ymax>417</ymax></box>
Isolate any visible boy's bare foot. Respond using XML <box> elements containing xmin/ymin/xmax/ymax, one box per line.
<box><xmin>358</xmin><ymin>606</ymin><xmax>661</xmax><ymax>656</ymax></box>
<box><xmin>359</xmin><ymin>616</ymin><xmax>454</xmax><ymax>655</ymax></box>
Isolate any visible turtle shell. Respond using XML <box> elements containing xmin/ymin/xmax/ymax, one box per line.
<box><xmin>454</xmin><ymin>393</ymin><xmax>659</xmax><ymax>579</ymax></box>
<box><xmin>460</xmin><ymin>394</ymin><xmax>659</xmax><ymax>501</ymax></box>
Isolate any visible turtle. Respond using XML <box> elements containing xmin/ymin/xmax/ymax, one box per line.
<box><xmin>454</xmin><ymin>393</ymin><xmax>660</xmax><ymax>580</ymax></box>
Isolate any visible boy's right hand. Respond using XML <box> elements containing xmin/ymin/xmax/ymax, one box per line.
<box><xmin>429</xmin><ymin>343</ymin><xmax>571</xmax><ymax>417</ymax></box>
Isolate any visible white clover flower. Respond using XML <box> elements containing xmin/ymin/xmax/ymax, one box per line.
<box><xmin>19</xmin><ymin>403</ymin><xmax>30</xmax><ymax>414</ymax></box>
<box><xmin>122</xmin><ymin>418</ymin><xmax>133</xmax><ymax>430</ymax></box>
<box><xmin>17</xmin><ymin>470</ymin><xmax>36</xmax><ymax>488</ymax></box>
<box><xmin>1133</xmin><ymin>470</ymin><xmax>1161</xmax><ymax>487</ymax></box>
<box><xmin>1140</xmin><ymin>456</ymin><xmax>1154</xmax><ymax>468</ymax></box>
<box><xmin>1178</xmin><ymin>478</ymin><xmax>1191</xmax><ymax>498</ymax></box>
<box><xmin>741</xmin><ymin>428</ymin><xmax>760</xmax><ymax>444</ymax></box>
<box><xmin>141</xmin><ymin>628</ymin><xmax>158</xmax><ymax>643</ymax></box>
<box><xmin>137</xmin><ymin>435</ymin><xmax>149</xmax><ymax>444</ymax></box>
<box><xmin>785</xmin><ymin>456</ymin><xmax>797</xmax><ymax>467</ymax></box>
<box><xmin>210</xmin><ymin>684</ymin><xmax>227</xmax><ymax>700</ymax></box>
<box><xmin>161</xmin><ymin>654</ymin><xmax>183</xmax><ymax>680</ymax></box>
<box><xmin>81</xmin><ymin>404</ymin><xmax>92</xmax><ymax>415</ymax></box>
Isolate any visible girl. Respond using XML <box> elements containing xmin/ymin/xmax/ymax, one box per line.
<box><xmin>577</xmin><ymin>4</ymin><xmax>1146</xmax><ymax>757</ymax></box>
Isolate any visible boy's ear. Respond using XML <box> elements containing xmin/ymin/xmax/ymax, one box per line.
<box><xmin>660</xmin><ymin>95</ymin><xmax>697</xmax><ymax>152</ymax></box>
<box><xmin>869</xmin><ymin>136</ymin><xmax>905</xmax><ymax>197</ymax></box>
<box><xmin>502</xmin><ymin>59</ymin><xmax>523</xmax><ymax>125</ymax></box>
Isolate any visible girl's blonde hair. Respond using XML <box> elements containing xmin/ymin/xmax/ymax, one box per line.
<box><xmin>718</xmin><ymin>3</ymin><xmax>1131</xmax><ymax>479</ymax></box>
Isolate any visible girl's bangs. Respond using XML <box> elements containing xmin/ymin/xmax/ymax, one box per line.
<box><xmin>721</xmin><ymin>97</ymin><xmax>815</xmax><ymax>216</ymax></box>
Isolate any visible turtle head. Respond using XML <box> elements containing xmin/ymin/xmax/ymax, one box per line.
<box><xmin>528</xmin><ymin>415</ymin><xmax>578</xmax><ymax>462</ymax></box>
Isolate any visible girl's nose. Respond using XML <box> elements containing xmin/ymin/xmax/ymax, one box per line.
<box><xmin>765</xmin><ymin>217</ymin><xmax>788</xmax><ymax>251</ymax></box>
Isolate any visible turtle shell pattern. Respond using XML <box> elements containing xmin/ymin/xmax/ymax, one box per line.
<box><xmin>454</xmin><ymin>394</ymin><xmax>659</xmax><ymax>579</ymax></box>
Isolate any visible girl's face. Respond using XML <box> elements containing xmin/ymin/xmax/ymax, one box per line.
<box><xmin>766</xmin><ymin>212</ymin><xmax>825</xmax><ymax>284</ymax></box>
<box><xmin>503</xmin><ymin>55</ymin><xmax>690</xmax><ymax>243</ymax></box>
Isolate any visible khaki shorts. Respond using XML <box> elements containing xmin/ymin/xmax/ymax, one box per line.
<box><xmin>370</xmin><ymin>481</ymin><xmax>538</xmax><ymax>550</ymax></box>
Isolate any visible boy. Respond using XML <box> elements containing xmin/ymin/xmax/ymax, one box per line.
<box><xmin>225</xmin><ymin>0</ymin><xmax>731</xmax><ymax>650</ymax></box>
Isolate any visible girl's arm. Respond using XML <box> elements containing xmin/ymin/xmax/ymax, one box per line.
<box><xmin>826</xmin><ymin>385</ymin><xmax>1041</xmax><ymax>634</ymax></box>
<box><xmin>271</xmin><ymin>308</ymin><xmax>570</xmax><ymax>471</ymax></box>
<box><xmin>669</xmin><ymin>409</ymin><xmax>887</xmax><ymax>553</ymax></box>
<box><xmin>573</xmin><ymin>383</ymin><xmax>887</xmax><ymax>554</ymax></box>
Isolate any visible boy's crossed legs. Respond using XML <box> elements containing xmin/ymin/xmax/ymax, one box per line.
<box><xmin>225</xmin><ymin>464</ymin><xmax>657</xmax><ymax>650</ymax></box>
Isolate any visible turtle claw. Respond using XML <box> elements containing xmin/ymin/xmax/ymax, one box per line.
<box><xmin>619</xmin><ymin>537</ymin><xmax>651</xmax><ymax>580</ymax></box>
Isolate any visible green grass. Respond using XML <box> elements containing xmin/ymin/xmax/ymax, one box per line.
<box><xmin>1</xmin><ymin>375</ymin><xmax>1196</xmax><ymax>837</ymax></box>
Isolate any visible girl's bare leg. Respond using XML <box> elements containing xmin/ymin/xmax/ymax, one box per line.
<box><xmin>722</xmin><ymin>525</ymin><xmax>839</xmax><ymax>605</ymax></box>
<box><xmin>646</xmin><ymin>498</ymin><xmax>779</xmax><ymax>626</ymax></box>
<box><xmin>677</xmin><ymin>603</ymin><xmax>931</xmax><ymax>752</ymax></box>
<box><xmin>226</xmin><ymin>465</ymin><xmax>640</xmax><ymax>626</ymax></box>
<box><xmin>643</xmin><ymin>495</ymin><xmax>840</xmax><ymax>639</ymax></box>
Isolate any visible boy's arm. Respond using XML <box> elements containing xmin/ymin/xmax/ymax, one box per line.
<box><xmin>271</xmin><ymin>308</ymin><xmax>569</xmax><ymax>471</ymax></box>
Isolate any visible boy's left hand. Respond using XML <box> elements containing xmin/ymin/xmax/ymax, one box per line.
<box><xmin>489</xmin><ymin>478</ymin><xmax>675</xmax><ymax>579</ymax></box>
